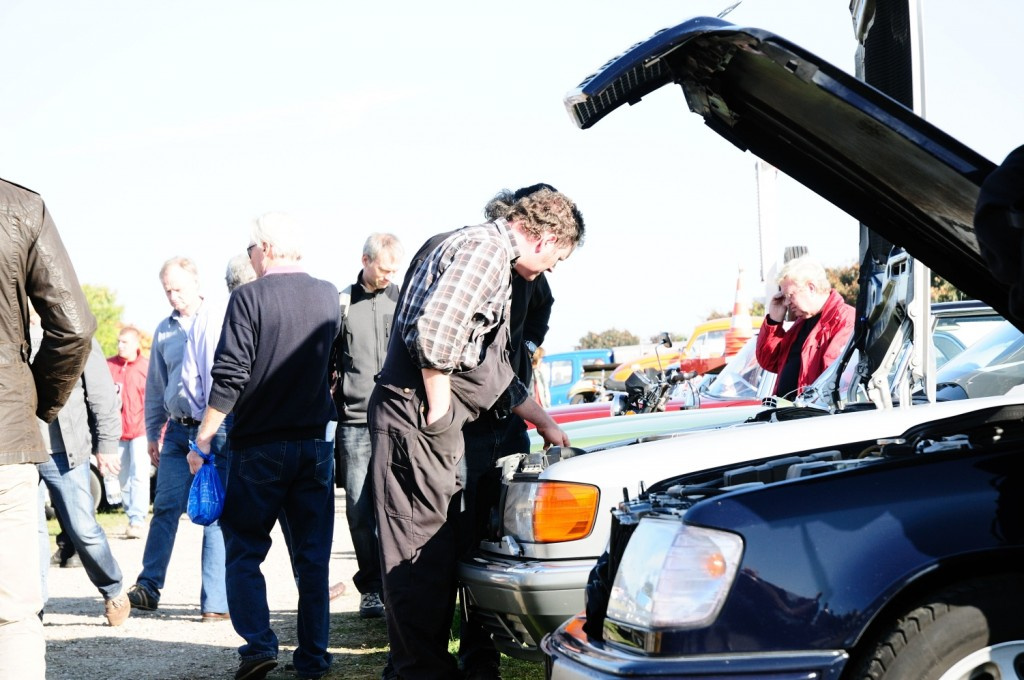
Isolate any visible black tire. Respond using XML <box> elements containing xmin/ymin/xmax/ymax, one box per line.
<box><xmin>89</xmin><ymin>465</ymin><xmax>103</xmax><ymax>511</ymax></box>
<box><xmin>849</xmin><ymin>575</ymin><xmax>1024</xmax><ymax>680</ymax></box>
<box><xmin>569</xmin><ymin>393</ymin><xmax>592</xmax><ymax>405</ymax></box>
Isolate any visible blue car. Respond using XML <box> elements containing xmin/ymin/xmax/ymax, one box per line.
<box><xmin>543</xmin><ymin>13</ymin><xmax>1024</xmax><ymax>680</ymax></box>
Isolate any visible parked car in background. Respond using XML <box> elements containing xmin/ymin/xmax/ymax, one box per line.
<box><xmin>542</xmin><ymin>348</ymin><xmax>616</xmax><ymax>406</ymax></box>
<box><xmin>541</xmin><ymin>15</ymin><xmax>1024</xmax><ymax>680</ymax></box>
<box><xmin>604</xmin><ymin>316</ymin><xmax>762</xmax><ymax>393</ymax></box>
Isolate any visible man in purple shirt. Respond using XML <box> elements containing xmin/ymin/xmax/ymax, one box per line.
<box><xmin>369</xmin><ymin>188</ymin><xmax>585</xmax><ymax>679</ymax></box>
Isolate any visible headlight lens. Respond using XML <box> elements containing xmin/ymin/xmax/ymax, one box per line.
<box><xmin>502</xmin><ymin>481</ymin><xmax>600</xmax><ymax>543</ymax></box>
<box><xmin>606</xmin><ymin>518</ymin><xmax>743</xmax><ymax>629</ymax></box>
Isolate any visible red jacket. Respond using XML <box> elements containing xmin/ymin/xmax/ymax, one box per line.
<box><xmin>755</xmin><ymin>289</ymin><xmax>855</xmax><ymax>396</ymax></box>
<box><xmin>107</xmin><ymin>351</ymin><xmax>149</xmax><ymax>440</ymax></box>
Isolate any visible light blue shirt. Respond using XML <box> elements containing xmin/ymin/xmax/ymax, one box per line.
<box><xmin>181</xmin><ymin>295</ymin><xmax>228</xmax><ymax>421</ymax></box>
<box><xmin>145</xmin><ymin>308</ymin><xmax>197</xmax><ymax>441</ymax></box>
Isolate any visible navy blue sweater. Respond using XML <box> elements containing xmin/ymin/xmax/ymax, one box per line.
<box><xmin>208</xmin><ymin>270</ymin><xmax>341</xmax><ymax>449</ymax></box>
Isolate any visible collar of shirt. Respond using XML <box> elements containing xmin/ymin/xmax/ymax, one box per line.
<box><xmin>264</xmin><ymin>264</ymin><xmax>306</xmax><ymax>276</ymax></box>
<box><xmin>493</xmin><ymin>218</ymin><xmax>521</xmax><ymax>267</ymax></box>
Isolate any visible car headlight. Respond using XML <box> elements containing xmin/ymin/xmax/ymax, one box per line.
<box><xmin>606</xmin><ymin>518</ymin><xmax>743</xmax><ymax>630</ymax></box>
<box><xmin>502</xmin><ymin>481</ymin><xmax>600</xmax><ymax>543</ymax></box>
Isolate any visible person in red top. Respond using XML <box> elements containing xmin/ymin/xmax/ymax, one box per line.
<box><xmin>756</xmin><ymin>256</ymin><xmax>855</xmax><ymax>399</ymax></box>
<box><xmin>107</xmin><ymin>325</ymin><xmax>150</xmax><ymax>538</ymax></box>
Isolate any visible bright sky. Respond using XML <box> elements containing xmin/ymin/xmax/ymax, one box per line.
<box><xmin>2</xmin><ymin>1</ymin><xmax>1021</xmax><ymax>353</ymax></box>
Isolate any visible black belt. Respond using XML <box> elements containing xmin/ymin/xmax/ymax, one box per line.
<box><xmin>173</xmin><ymin>416</ymin><xmax>201</xmax><ymax>427</ymax></box>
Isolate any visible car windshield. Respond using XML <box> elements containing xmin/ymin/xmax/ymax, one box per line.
<box><xmin>700</xmin><ymin>337</ymin><xmax>767</xmax><ymax>400</ymax></box>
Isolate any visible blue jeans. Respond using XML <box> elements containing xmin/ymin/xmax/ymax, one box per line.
<box><xmin>221</xmin><ymin>438</ymin><xmax>335</xmax><ymax>678</ymax></box>
<box><xmin>135</xmin><ymin>420</ymin><xmax>229</xmax><ymax>614</ymax></box>
<box><xmin>340</xmin><ymin>423</ymin><xmax>382</xmax><ymax>595</ymax></box>
<box><xmin>37</xmin><ymin>453</ymin><xmax>123</xmax><ymax>604</ymax></box>
<box><xmin>118</xmin><ymin>435</ymin><xmax>150</xmax><ymax>525</ymax></box>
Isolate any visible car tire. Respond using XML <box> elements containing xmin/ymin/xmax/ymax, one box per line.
<box><xmin>850</xmin><ymin>575</ymin><xmax>1024</xmax><ymax>680</ymax></box>
<box><xmin>89</xmin><ymin>465</ymin><xmax>103</xmax><ymax>512</ymax></box>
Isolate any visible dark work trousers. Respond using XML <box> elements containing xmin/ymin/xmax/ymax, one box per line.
<box><xmin>457</xmin><ymin>411</ymin><xmax>529</xmax><ymax>672</ymax></box>
<box><xmin>369</xmin><ymin>319</ymin><xmax>513</xmax><ymax>680</ymax></box>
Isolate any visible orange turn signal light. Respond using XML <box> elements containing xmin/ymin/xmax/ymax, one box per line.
<box><xmin>532</xmin><ymin>483</ymin><xmax>600</xmax><ymax>543</ymax></box>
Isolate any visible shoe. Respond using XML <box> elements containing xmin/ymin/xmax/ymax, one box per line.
<box><xmin>125</xmin><ymin>523</ymin><xmax>144</xmax><ymax>539</ymax></box>
<box><xmin>329</xmin><ymin>581</ymin><xmax>346</xmax><ymax>600</ymax></box>
<box><xmin>51</xmin><ymin>548</ymin><xmax>81</xmax><ymax>568</ymax></box>
<box><xmin>235</xmin><ymin>657</ymin><xmax>277</xmax><ymax>680</ymax></box>
<box><xmin>201</xmin><ymin>611</ymin><xmax>231</xmax><ymax>622</ymax></box>
<box><xmin>104</xmin><ymin>593</ymin><xmax>131</xmax><ymax>626</ymax></box>
<box><xmin>359</xmin><ymin>592</ymin><xmax>385</xmax><ymax>619</ymax></box>
<box><xmin>126</xmin><ymin>584</ymin><xmax>158</xmax><ymax>611</ymax></box>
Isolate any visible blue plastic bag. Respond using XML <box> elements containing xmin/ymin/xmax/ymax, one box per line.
<box><xmin>187</xmin><ymin>441</ymin><xmax>224</xmax><ymax>526</ymax></box>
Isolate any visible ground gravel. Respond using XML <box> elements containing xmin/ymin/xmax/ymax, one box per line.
<box><xmin>43</xmin><ymin>490</ymin><xmax>361</xmax><ymax>680</ymax></box>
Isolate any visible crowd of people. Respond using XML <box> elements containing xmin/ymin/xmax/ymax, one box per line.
<box><xmin>0</xmin><ymin>175</ymin><xmax>580</xmax><ymax>680</ymax></box>
<box><xmin>1</xmin><ymin>169</ymin><xmax>914</xmax><ymax>680</ymax></box>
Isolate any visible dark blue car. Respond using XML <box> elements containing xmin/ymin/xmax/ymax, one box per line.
<box><xmin>542</xmin><ymin>13</ymin><xmax>1024</xmax><ymax>680</ymax></box>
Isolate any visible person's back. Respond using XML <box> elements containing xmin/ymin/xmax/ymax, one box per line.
<box><xmin>0</xmin><ymin>177</ymin><xmax>95</xmax><ymax>680</ymax></box>
<box><xmin>193</xmin><ymin>212</ymin><xmax>341</xmax><ymax>680</ymax></box>
<box><xmin>215</xmin><ymin>271</ymin><xmax>339</xmax><ymax>447</ymax></box>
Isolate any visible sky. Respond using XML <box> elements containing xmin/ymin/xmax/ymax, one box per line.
<box><xmin>2</xmin><ymin>1</ymin><xmax>1022</xmax><ymax>354</ymax></box>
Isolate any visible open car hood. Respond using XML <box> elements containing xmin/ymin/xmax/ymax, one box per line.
<box><xmin>565</xmin><ymin>17</ymin><xmax>1005</xmax><ymax>325</ymax></box>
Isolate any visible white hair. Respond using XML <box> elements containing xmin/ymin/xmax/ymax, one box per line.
<box><xmin>251</xmin><ymin>212</ymin><xmax>305</xmax><ymax>260</ymax></box>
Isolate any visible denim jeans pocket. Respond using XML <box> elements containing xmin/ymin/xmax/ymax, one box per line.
<box><xmin>238</xmin><ymin>444</ymin><xmax>285</xmax><ymax>485</ymax></box>
<box><xmin>312</xmin><ymin>439</ymin><xmax>334</xmax><ymax>488</ymax></box>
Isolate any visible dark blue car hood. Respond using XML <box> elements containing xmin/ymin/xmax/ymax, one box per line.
<box><xmin>564</xmin><ymin>17</ymin><xmax>1008</xmax><ymax>326</ymax></box>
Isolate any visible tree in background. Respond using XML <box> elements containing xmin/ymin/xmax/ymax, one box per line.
<box><xmin>577</xmin><ymin>328</ymin><xmax>640</xmax><ymax>349</ymax></box>
<box><xmin>83</xmin><ymin>284</ymin><xmax>124</xmax><ymax>357</ymax></box>
<box><xmin>82</xmin><ymin>284</ymin><xmax>153</xmax><ymax>357</ymax></box>
<box><xmin>826</xmin><ymin>263</ymin><xmax>859</xmax><ymax>306</ymax></box>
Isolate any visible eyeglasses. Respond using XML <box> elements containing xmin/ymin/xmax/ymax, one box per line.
<box><xmin>247</xmin><ymin>243</ymin><xmax>258</xmax><ymax>257</ymax></box>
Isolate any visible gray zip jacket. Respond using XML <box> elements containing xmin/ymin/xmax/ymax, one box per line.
<box><xmin>333</xmin><ymin>272</ymin><xmax>399</xmax><ymax>424</ymax></box>
<box><xmin>33</xmin><ymin>335</ymin><xmax>122</xmax><ymax>468</ymax></box>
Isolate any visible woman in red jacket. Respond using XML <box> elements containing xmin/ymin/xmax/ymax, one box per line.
<box><xmin>756</xmin><ymin>257</ymin><xmax>855</xmax><ymax>399</ymax></box>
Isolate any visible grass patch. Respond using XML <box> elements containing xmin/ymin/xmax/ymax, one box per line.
<box><xmin>326</xmin><ymin>608</ymin><xmax>544</xmax><ymax>680</ymax></box>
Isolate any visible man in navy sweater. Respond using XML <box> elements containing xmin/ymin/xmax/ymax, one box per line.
<box><xmin>190</xmin><ymin>212</ymin><xmax>341</xmax><ymax>680</ymax></box>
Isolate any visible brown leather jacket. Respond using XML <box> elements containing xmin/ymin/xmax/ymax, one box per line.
<box><xmin>1</xmin><ymin>178</ymin><xmax>96</xmax><ymax>464</ymax></box>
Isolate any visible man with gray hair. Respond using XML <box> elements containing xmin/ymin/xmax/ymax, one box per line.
<box><xmin>756</xmin><ymin>255</ymin><xmax>855</xmax><ymax>399</ymax></box>
<box><xmin>126</xmin><ymin>256</ymin><xmax>229</xmax><ymax>620</ymax></box>
<box><xmin>191</xmin><ymin>213</ymin><xmax>341</xmax><ymax>680</ymax></box>
<box><xmin>331</xmin><ymin>232</ymin><xmax>403</xmax><ymax>620</ymax></box>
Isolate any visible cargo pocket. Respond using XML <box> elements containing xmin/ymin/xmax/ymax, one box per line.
<box><xmin>378</xmin><ymin>429</ymin><xmax>415</xmax><ymax>522</ymax></box>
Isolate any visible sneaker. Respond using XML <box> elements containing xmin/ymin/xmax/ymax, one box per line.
<box><xmin>104</xmin><ymin>593</ymin><xmax>131</xmax><ymax>626</ymax></box>
<box><xmin>51</xmin><ymin>548</ymin><xmax>81</xmax><ymax>568</ymax></box>
<box><xmin>126</xmin><ymin>584</ymin><xmax>158</xmax><ymax>611</ymax></box>
<box><xmin>124</xmin><ymin>523</ymin><xmax>144</xmax><ymax>539</ymax></box>
<box><xmin>235</xmin><ymin>657</ymin><xmax>277</xmax><ymax>680</ymax></box>
<box><xmin>359</xmin><ymin>592</ymin><xmax>385</xmax><ymax>619</ymax></box>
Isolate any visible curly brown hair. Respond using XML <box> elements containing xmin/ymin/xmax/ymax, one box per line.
<box><xmin>505</xmin><ymin>188</ymin><xmax>585</xmax><ymax>247</ymax></box>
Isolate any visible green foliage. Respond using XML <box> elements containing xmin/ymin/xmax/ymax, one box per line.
<box><xmin>577</xmin><ymin>328</ymin><xmax>640</xmax><ymax>349</ymax></box>
<box><xmin>82</xmin><ymin>284</ymin><xmax>123</xmax><ymax>357</ymax></box>
<box><xmin>931</xmin><ymin>273</ymin><xmax>968</xmax><ymax>302</ymax></box>
<box><xmin>826</xmin><ymin>263</ymin><xmax>860</xmax><ymax>306</ymax></box>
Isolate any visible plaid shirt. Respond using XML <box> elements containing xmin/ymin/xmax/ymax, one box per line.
<box><xmin>396</xmin><ymin>220</ymin><xmax>529</xmax><ymax>406</ymax></box>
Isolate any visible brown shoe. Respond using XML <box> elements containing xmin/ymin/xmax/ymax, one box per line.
<box><xmin>201</xmin><ymin>611</ymin><xmax>231</xmax><ymax>622</ymax></box>
<box><xmin>329</xmin><ymin>581</ymin><xmax>346</xmax><ymax>601</ymax></box>
<box><xmin>104</xmin><ymin>593</ymin><xmax>131</xmax><ymax>626</ymax></box>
